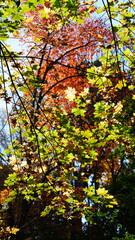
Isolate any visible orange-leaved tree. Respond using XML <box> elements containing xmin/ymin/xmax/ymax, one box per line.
<box><xmin>18</xmin><ymin>2</ymin><xmax>112</xmax><ymax>103</ymax></box>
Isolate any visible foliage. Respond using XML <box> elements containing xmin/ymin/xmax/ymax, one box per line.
<box><xmin>113</xmin><ymin>234</ymin><xmax>135</xmax><ymax>240</ymax></box>
<box><xmin>0</xmin><ymin>0</ymin><xmax>135</xmax><ymax>239</ymax></box>
<box><xmin>0</xmin><ymin>0</ymin><xmax>95</xmax><ymax>40</ymax></box>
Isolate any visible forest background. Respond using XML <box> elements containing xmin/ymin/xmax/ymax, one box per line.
<box><xmin>0</xmin><ymin>0</ymin><xmax>135</xmax><ymax>239</ymax></box>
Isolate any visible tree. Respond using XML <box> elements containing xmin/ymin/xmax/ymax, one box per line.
<box><xmin>0</xmin><ymin>0</ymin><xmax>135</xmax><ymax>239</ymax></box>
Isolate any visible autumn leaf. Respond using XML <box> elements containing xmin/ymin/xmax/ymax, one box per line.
<box><xmin>65</xmin><ymin>87</ymin><xmax>76</xmax><ymax>101</ymax></box>
<box><xmin>9</xmin><ymin>155</ymin><xmax>20</xmax><ymax>165</ymax></box>
<box><xmin>6</xmin><ymin>227</ymin><xmax>19</xmax><ymax>235</ymax></box>
<box><xmin>96</xmin><ymin>188</ymin><xmax>108</xmax><ymax>196</ymax></box>
<box><xmin>114</xmin><ymin>101</ymin><xmax>123</xmax><ymax>114</ymax></box>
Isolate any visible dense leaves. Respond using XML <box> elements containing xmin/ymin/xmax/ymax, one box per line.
<box><xmin>0</xmin><ymin>0</ymin><xmax>135</xmax><ymax>239</ymax></box>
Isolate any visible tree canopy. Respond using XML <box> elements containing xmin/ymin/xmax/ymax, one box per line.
<box><xmin>0</xmin><ymin>0</ymin><xmax>135</xmax><ymax>239</ymax></box>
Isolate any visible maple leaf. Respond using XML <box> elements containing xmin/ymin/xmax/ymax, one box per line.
<box><xmin>10</xmin><ymin>227</ymin><xmax>20</xmax><ymax>234</ymax></box>
<box><xmin>65</xmin><ymin>87</ymin><xmax>77</xmax><ymax>101</ymax></box>
<box><xmin>96</xmin><ymin>187</ymin><xmax>108</xmax><ymax>196</ymax></box>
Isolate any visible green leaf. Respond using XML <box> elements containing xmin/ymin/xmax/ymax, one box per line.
<box><xmin>96</xmin><ymin>7</ymin><xmax>104</xmax><ymax>14</ymax></box>
<box><xmin>66</xmin><ymin>153</ymin><xmax>74</xmax><ymax>162</ymax></box>
<box><xmin>4</xmin><ymin>173</ymin><xmax>18</xmax><ymax>186</ymax></box>
<box><xmin>123</xmin><ymin>48</ymin><xmax>132</xmax><ymax>56</ymax></box>
<box><xmin>65</xmin><ymin>198</ymin><xmax>75</xmax><ymax>203</ymax></box>
<box><xmin>76</xmin><ymin>18</ymin><xmax>84</xmax><ymax>24</ymax></box>
<box><xmin>81</xmin><ymin>130</ymin><xmax>93</xmax><ymax>138</ymax></box>
<box><xmin>72</xmin><ymin>108</ymin><xmax>86</xmax><ymax>117</ymax></box>
<box><xmin>11</xmin><ymin>128</ymin><xmax>17</xmax><ymax>133</ymax></box>
<box><xmin>4</xmin><ymin>149</ymin><xmax>11</xmax><ymax>154</ymax></box>
<box><xmin>41</xmin><ymin>206</ymin><xmax>51</xmax><ymax>217</ymax></box>
<box><xmin>19</xmin><ymin>86</ymin><xmax>28</xmax><ymax>92</ymax></box>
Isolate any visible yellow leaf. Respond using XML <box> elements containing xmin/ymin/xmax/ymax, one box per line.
<box><xmin>105</xmin><ymin>194</ymin><xmax>114</xmax><ymax>199</ymax></box>
<box><xmin>39</xmin><ymin>6</ymin><xmax>50</xmax><ymax>19</ymax></box>
<box><xmin>88</xmin><ymin>5</ymin><xmax>95</xmax><ymax>12</ymax></box>
<box><xmin>10</xmin><ymin>227</ymin><xmax>20</xmax><ymax>234</ymax></box>
<box><xmin>65</xmin><ymin>87</ymin><xmax>76</xmax><ymax>101</ymax></box>
<box><xmin>114</xmin><ymin>101</ymin><xmax>123</xmax><ymax>114</ymax></box>
<box><xmin>97</xmin><ymin>34</ymin><xmax>103</xmax><ymax>39</ymax></box>
<box><xmin>116</xmin><ymin>80</ymin><xmax>126</xmax><ymax>89</ymax></box>
<box><xmin>96</xmin><ymin>187</ymin><xmax>108</xmax><ymax>196</ymax></box>
<box><xmin>6</xmin><ymin>227</ymin><xmax>19</xmax><ymax>234</ymax></box>
<box><xmin>107</xmin><ymin>204</ymin><xmax>114</xmax><ymax>208</ymax></box>
<box><xmin>25</xmin><ymin>17</ymin><xmax>33</xmax><ymax>23</ymax></box>
<box><xmin>81</xmin><ymin>130</ymin><xmax>92</xmax><ymax>138</ymax></box>
<box><xmin>110</xmin><ymin>200</ymin><xmax>118</xmax><ymax>205</ymax></box>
